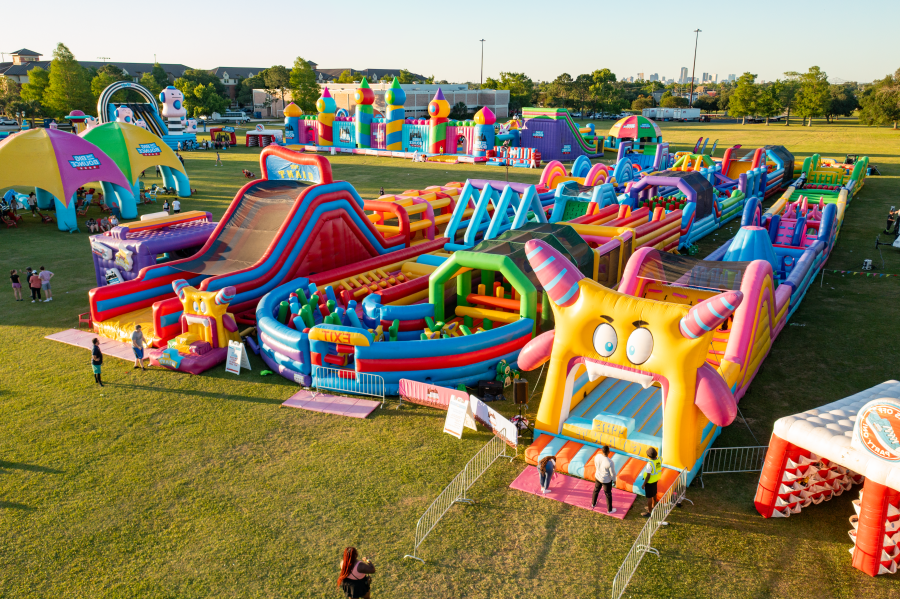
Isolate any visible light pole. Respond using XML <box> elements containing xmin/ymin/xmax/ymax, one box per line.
<box><xmin>479</xmin><ymin>39</ymin><xmax>486</xmax><ymax>87</ymax></box>
<box><xmin>97</xmin><ymin>57</ymin><xmax>110</xmax><ymax>62</ymax></box>
<box><xmin>689</xmin><ymin>29</ymin><xmax>701</xmax><ymax>106</ymax></box>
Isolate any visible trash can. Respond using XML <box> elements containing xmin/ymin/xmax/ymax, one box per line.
<box><xmin>254</xmin><ymin>112</ymin><xmax>262</xmax><ymax>119</ymax></box>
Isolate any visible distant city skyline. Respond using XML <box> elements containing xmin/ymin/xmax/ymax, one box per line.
<box><xmin>3</xmin><ymin>0</ymin><xmax>896</xmax><ymax>85</ymax></box>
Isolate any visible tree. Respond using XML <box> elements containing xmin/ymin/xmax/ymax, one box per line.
<box><xmin>728</xmin><ymin>72</ymin><xmax>759</xmax><ymax>124</ymax></box>
<box><xmin>140</xmin><ymin>72</ymin><xmax>164</xmax><ymax>98</ymax></box>
<box><xmin>0</xmin><ymin>78</ymin><xmax>23</xmax><ymax>118</ymax></box>
<box><xmin>289</xmin><ymin>57</ymin><xmax>320</xmax><ymax>114</ymax></box>
<box><xmin>238</xmin><ymin>71</ymin><xmax>266</xmax><ymax>108</ymax></box>
<box><xmin>589</xmin><ymin>69</ymin><xmax>624</xmax><ymax>114</ymax></box>
<box><xmin>20</xmin><ymin>66</ymin><xmax>50</xmax><ymax>109</ymax></box>
<box><xmin>150</xmin><ymin>63</ymin><xmax>170</xmax><ymax>89</ymax></box>
<box><xmin>449</xmin><ymin>101</ymin><xmax>468</xmax><ymax>120</ymax></box>
<box><xmin>826</xmin><ymin>83</ymin><xmax>858</xmax><ymax>121</ymax></box>
<box><xmin>572</xmin><ymin>74</ymin><xmax>592</xmax><ymax>112</ymax></box>
<box><xmin>755</xmin><ymin>86</ymin><xmax>782</xmax><ymax>125</ymax></box>
<box><xmin>631</xmin><ymin>95</ymin><xmax>654</xmax><ymax>111</ymax></box>
<box><xmin>264</xmin><ymin>65</ymin><xmax>291</xmax><ymax>107</ymax></box>
<box><xmin>90</xmin><ymin>64</ymin><xmax>131</xmax><ymax>101</ymax></box>
<box><xmin>795</xmin><ymin>66</ymin><xmax>830</xmax><ymax>126</ymax></box>
<box><xmin>551</xmin><ymin>73</ymin><xmax>573</xmax><ymax>108</ymax></box>
<box><xmin>398</xmin><ymin>69</ymin><xmax>415</xmax><ymax>84</ymax></box>
<box><xmin>483</xmin><ymin>72</ymin><xmax>535</xmax><ymax>112</ymax></box>
<box><xmin>336</xmin><ymin>70</ymin><xmax>356</xmax><ymax>83</ymax></box>
<box><xmin>191</xmin><ymin>83</ymin><xmax>229</xmax><ymax>118</ymax></box>
<box><xmin>43</xmin><ymin>43</ymin><xmax>94</xmax><ymax>117</ymax></box>
<box><xmin>660</xmin><ymin>92</ymin><xmax>688</xmax><ymax>108</ymax></box>
<box><xmin>423</xmin><ymin>75</ymin><xmax>435</xmax><ymax>84</ymax></box>
<box><xmin>859</xmin><ymin>69</ymin><xmax>900</xmax><ymax>128</ymax></box>
<box><xmin>693</xmin><ymin>94</ymin><xmax>718</xmax><ymax>113</ymax></box>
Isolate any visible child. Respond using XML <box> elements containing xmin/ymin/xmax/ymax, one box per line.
<box><xmin>162</xmin><ymin>200</ymin><xmax>169</xmax><ymax>214</ymax></box>
<box><xmin>108</xmin><ymin>214</ymin><xmax>119</xmax><ymax>228</ymax></box>
<box><xmin>28</xmin><ymin>192</ymin><xmax>37</xmax><ymax>216</ymax></box>
<box><xmin>10</xmin><ymin>269</ymin><xmax>22</xmax><ymax>301</ymax></box>
<box><xmin>215</xmin><ymin>151</ymin><xmax>222</xmax><ymax>166</ymax></box>
<box><xmin>91</xmin><ymin>337</ymin><xmax>104</xmax><ymax>387</ymax></box>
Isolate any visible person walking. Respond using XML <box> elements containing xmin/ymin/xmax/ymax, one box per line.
<box><xmin>337</xmin><ymin>547</ymin><xmax>375</xmax><ymax>599</ymax></box>
<box><xmin>379</xmin><ymin>186</ymin><xmax>384</xmax><ymax>197</ymax></box>
<box><xmin>162</xmin><ymin>199</ymin><xmax>170</xmax><ymax>214</ymax></box>
<box><xmin>215</xmin><ymin>151</ymin><xmax>222</xmax><ymax>166</ymax></box>
<box><xmin>28</xmin><ymin>269</ymin><xmax>42</xmax><ymax>302</ymax></box>
<box><xmin>641</xmin><ymin>447</ymin><xmax>663</xmax><ymax>517</ymax></box>
<box><xmin>172</xmin><ymin>199</ymin><xmax>181</xmax><ymax>214</ymax></box>
<box><xmin>91</xmin><ymin>337</ymin><xmax>104</xmax><ymax>387</ymax></box>
<box><xmin>39</xmin><ymin>266</ymin><xmax>54</xmax><ymax>302</ymax></box>
<box><xmin>155</xmin><ymin>165</ymin><xmax>161</xmax><ymax>178</ymax></box>
<box><xmin>538</xmin><ymin>455</ymin><xmax>557</xmax><ymax>494</ymax></box>
<box><xmin>131</xmin><ymin>324</ymin><xmax>147</xmax><ymax>370</ymax></box>
<box><xmin>27</xmin><ymin>192</ymin><xmax>37</xmax><ymax>216</ymax></box>
<box><xmin>591</xmin><ymin>445</ymin><xmax>617</xmax><ymax>514</ymax></box>
<box><xmin>10</xmin><ymin>269</ymin><xmax>23</xmax><ymax>301</ymax></box>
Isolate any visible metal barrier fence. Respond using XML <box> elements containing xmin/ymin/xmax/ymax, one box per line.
<box><xmin>404</xmin><ymin>435</ymin><xmax>514</xmax><ymax>562</ymax></box>
<box><xmin>610</xmin><ymin>469</ymin><xmax>689</xmax><ymax>599</ymax></box>
<box><xmin>312</xmin><ymin>366</ymin><xmax>385</xmax><ymax>406</ymax></box>
<box><xmin>699</xmin><ymin>445</ymin><xmax>768</xmax><ymax>487</ymax></box>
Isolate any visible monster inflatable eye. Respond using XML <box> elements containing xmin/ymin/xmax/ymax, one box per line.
<box><xmin>192</xmin><ymin>301</ymin><xmax>199</xmax><ymax>313</ymax></box>
<box><xmin>200</xmin><ymin>301</ymin><xmax>207</xmax><ymax>314</ymax></box>
<box><xmin>626</xmin><ymin>328</ymin><xmax>654</xmax><ymax>365</ymax></box>
<box><xmin>593</xmin><ymin>323</ymin><xmax>617</xmax><ymax>357</ymax></box>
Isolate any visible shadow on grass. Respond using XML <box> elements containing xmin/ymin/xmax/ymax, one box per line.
<box><xmin>0</xmin><ymin>461</ymin><xmax>64</xmax><ymax>474</ymax></box>
<box><xmin>108</xmin><ymin>383</ymin><xmax>285</xmax><ymax>405</ymax></box>
<box><xmin>0</xmin><ymin>500</ymin><xmax>35</xmax><ymax>510</ymax></box>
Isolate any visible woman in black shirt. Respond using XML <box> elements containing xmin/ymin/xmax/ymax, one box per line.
<box><xmin>91</xmin><ymin>338</ymin><xmax>104</xmax><ymax>387</ymax></box>
<box><xmin>10</xmin><ymin>269</ymin><xmax>22</xmax><ymax>301</ymax></box>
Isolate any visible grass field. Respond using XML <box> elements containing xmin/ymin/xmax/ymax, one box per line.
<box><xmin>1</xmin><ymin>119</ymin><xmax>899</xmax><ymax>598</ymax></box>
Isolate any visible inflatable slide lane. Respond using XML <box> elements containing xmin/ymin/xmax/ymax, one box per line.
<box><xmin>88</xmin><ymin>147</ymin><xmax>444</xmax><ymax>364</ymax></box>
<box><xmin>519</xmin><ymin>108</ymin><xmax>602</xmax><ymax>161</ymax></box>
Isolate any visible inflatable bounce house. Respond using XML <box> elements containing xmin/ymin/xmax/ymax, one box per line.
<box><xmin>754</xmin><ymin>380</ymin><xmax>900</xmax><ymax>577</ymax></box>
<box><xmin>97</xmin><ymin>81</ymin><xmax>197</xmax><ymax>150</ymax></box>
<box><xmin>283</xmin><ymin>78</ymin><xmax>601</xmax><ymax>163</ymax></box>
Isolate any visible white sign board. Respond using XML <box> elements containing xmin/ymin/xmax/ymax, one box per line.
<box><xmin>470</xmin><ymin>395</ymin><xmax>518</xmax><ymax>448</ymax></box>
<box><xmin>443</xmin><ymin>396</ymin><xmax>476</xmax><ymax>439</ymax></box>
<box><xmin>226</xmin><ymin>340</ymin><xmax>251</xmax><ymax>375</ymax></box>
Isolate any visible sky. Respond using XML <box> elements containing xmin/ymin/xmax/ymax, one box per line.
<box><xmin>5</xmin><ymin>0</ymin><xmax>898</xmax><ymax>85</ymax></box>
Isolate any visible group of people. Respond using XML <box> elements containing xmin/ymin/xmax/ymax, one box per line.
<box><xmin>88</xmin><ymin>324</ymin><xmax>148</xmax><ymax>388</ymax></box>
<box><xmin>538</xmin><ymin>446</ymin><xmax>663</xmax><ymax>517</ymax></box>
<box><xmin>10</xmin><ymin>266</ymin><xmax>53</xmax><ymax>303</ymax></box>
<box><xmin>85</xmin><ymin>214</ymin><xmax>118</xmax><ymax>232</ymax></box>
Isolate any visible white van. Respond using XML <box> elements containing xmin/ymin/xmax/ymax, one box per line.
<box><xmin>219</xmin><ymin>110</ymin><xmax>251</xmax><ymax>124</ymax></box>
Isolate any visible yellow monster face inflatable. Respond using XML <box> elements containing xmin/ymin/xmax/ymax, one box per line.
<box><xmin>171</xmin><ymin>279</ymin><xmax>241</xmax><ymax>352</ymax></box>
<box><xmin>519</xmin><ymin>240</ymin><xmax>743</xmax><ymax>471</ymax></box>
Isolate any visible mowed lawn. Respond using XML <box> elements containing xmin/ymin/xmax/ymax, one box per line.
<box><xmin>1</xmin><ymin>119</ymin><xmax>899</xmax><ymax>598</ymax></box>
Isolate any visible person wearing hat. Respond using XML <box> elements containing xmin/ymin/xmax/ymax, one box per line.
<box><xmin>641</xmin><ymin>447</ymin><xmax>663</xmax><ymax>517</ymax></box>
<box><xmin>131</xmin><ymin>325</ymin><xmax>147</xmax><ymax>370</ymax></box>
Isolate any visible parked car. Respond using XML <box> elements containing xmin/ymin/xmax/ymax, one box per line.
<box><xmin>0</xmin><ymin>117</ymin><xmax>18</xmax><ymax>126</ymax></box>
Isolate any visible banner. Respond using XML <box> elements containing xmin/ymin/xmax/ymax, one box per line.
<box><xmin>443</xmin><ymin>397</ymin><xmax>476</xmax><ymax>439</ymax></box>
<box><xmin>399</xmin><ymin>379</ymin><xmax>467</xmax><ymax>411</ymax></box>
<box><xmin>469</xmin><ymin>396</ymin><xmax>518</xmax><ymax>448</ymax></box>
<box><xmin>225</xmin><ymin>340</ymin><xmax>251</xmax><ymax>375</ymax></box>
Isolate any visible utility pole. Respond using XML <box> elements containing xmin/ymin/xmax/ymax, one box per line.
<box><xmin>689</xmin><ymin>29</ymin><xmax>701</xmax><ymax>106</ymax></box>
<box><xmin>479</xmin><ymin>39</ymin><xmax>486</xmax><ymax>87</ymax></box>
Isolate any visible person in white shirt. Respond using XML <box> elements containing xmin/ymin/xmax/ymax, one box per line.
<box><xmin>591</xmin><ymin>445</ymin><xmax>617</xmax><ymax>514</ymax></box>
<box><xmin>172</xmin><ymin>199</ymin><xmax>181</xmax><ymax>214</ymax></box>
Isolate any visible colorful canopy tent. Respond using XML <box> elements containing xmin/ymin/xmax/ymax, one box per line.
<box><xmin>754</xmin><ymin>381</ymin><xmax>900</xmax><ymax>577</ymax></box>
<box><xmin>81</xmin><ymin>122</ymin><xmax>191</xmax><ymax>219</ymax></box>
<box><xmin>0</xmin><ymin>128</ymin><xmax>130</xmax><ymax>232</ymax></box>
<box><xmin>607</xmin><ymin>115</ymin><xmax>663</xmax><ymax>149</ymax></box>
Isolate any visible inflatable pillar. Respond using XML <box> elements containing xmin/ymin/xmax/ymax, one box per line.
<box><xmin>100</xmin><ymin>181</ymin><xmax>137</xmax><ymax>219</ymax></box>
<box><xmin>428</xmin><ymin>88</ymin><xmax>450</xmax><ymax>154</ymax></box>
<box><xmin>283</xmin><ymin>102</ymin><xmax>303</xmax><ymax>146</ymax></box>
<box><xmin>473</xmin><ymin>107</ymin><xmax>496</xmax><ymax>157</ymax></box>
<box><xmin>35</xmin><ymin>188</ymin><xmax>55</xmax><ymax>210</ymax></box>
<box><xmin>385</xmin><ymin>77</ymin><xmax>406</xmax><ymax>151</ymax></box>
<box><xmin>160</xmin><ymin>166</ymin><xmax>192</xmax><ymax>197</ymax></box>
<box><xmin>55</xmin><ymin>195</ymin><xmax>78</xmax><ymax>232</ymax></box>
<box><xmin>316</xmin><ymin>87</ymin><xmax>336</xmax><ymax>147</ymax></box>
<box><xmin>354</xmin><ymin>78</ymin><xmax>374</xmax><ymax>149</ymax></box>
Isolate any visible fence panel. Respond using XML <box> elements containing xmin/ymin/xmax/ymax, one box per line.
<box><xmin>312</xmin><ymin>365</ymin><xmax>385</xmax><ymax>405</ymax></box>
<box><xmin>702</xmin><ymin>445</ymin><xmax>768</xmax><ymax>475</ymax></box>
<box><xmin>610</xmin><ymin>470</ymin><xmax>689</xmax><ymax>599</ymax></box>
<box><xmin>404</xmin><ymin>435</ymin><xmax>513</xmax><ymax>562</ymax></box>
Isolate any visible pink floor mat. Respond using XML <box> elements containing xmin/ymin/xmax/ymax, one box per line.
<box><xmin>45</xmin><ymin>329</ymin><xmax>137</xmax><ymax>361</ymax></box>
<box><xmin>510</xmin><ymin>466</ymin><xmax>636</xmax><ymax>519</ymax></box>
<box><xmin>282</xmin><ymin>389</ymin><xmax>380</xmax><ymax>419</ymax></box>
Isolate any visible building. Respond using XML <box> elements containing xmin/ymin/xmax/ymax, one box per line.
<box><xmin>314</xmin><ymin>68</ymin><xmax>426</xmax><ymax>84</ymax></box>
<box><xmin>713</xmin><ymin>73</ymin><xmax>718</xmax><ymax>84</ymax></box>
<box><xmin>649</xmin><ymin>73</ymin><xmax>659</xmax><ymax>82</ymax></box>
<box><xmin>679</xmin><ymin>67</ymin><xmax>688</xmax><ymax>83</ymax></box>
<box><xmin>252</xmin><ymin>83</ymin><xmax>509</xmax><ymax>120</ymax></box>
<box><xmin>637</xmin><ymin>72</ymin><xmax>644</xmax><ymax>81</ymax></box>
<box><xmin>728</xmin><ymin>74</ymin><xmax>736</xmax><ymax>82</ymax></box>
<box><xmin>0</xmin><ymin>48</ymin><xmax>191</xmax><ymax>85</ymax></box>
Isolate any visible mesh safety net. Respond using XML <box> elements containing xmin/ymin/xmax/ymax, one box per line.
<box><xmin>636</xmin><ymin>251</ymin><xmax>751</xmax><ymax>291</ymax></box>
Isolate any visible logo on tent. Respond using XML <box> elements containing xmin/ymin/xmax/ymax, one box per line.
<box><xmin>136</xmin><ymin>143</ymin><xmax>162</xmax><ymax>157</ymax></box>
<box><xmin>69</xmin><ymin>153</ymin><xmax>101</xmax><ymax>170</ymax></box>
<box><xmin>561</xmin><ymin>144</ymin><xmax>571</xmax><ymax>155</ymax></box>
<box><xmin>857</xmin><ymin>402</ymin><xmax>900</xmax><ymax>461</ymax></box>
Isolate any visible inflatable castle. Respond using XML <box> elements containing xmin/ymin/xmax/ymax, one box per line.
<box><xmin>283</xmin><ymin>78</ymin><xmax>602</xmax><ymax>163</ymax></box>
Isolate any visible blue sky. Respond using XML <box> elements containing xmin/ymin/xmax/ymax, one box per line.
<box><xmin>6</xmin><ymin>0</ymin><xmax>897</xmax><ymax>84</ymax></box>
